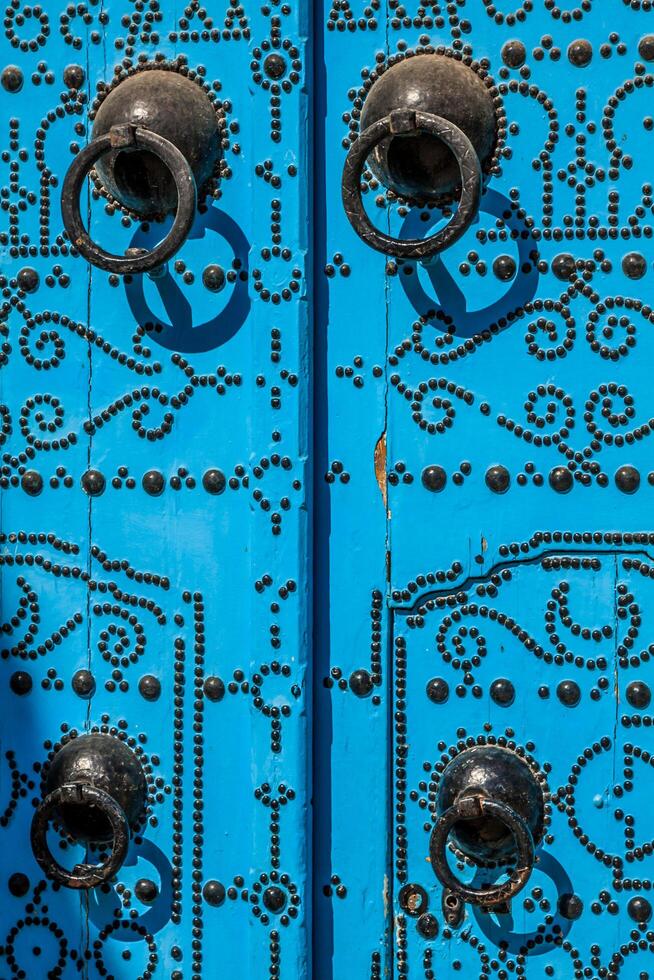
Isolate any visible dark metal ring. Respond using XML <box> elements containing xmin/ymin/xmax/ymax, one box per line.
<box><xmin>341</xmin><ymin>108</ymin><xmax>482</xmax><ymax>260</ymax></box>
<box><xmin>429</xmin><ymin>795</ymin><xmax>535</xmax><ymax>907</ymax></box>
<box><xmin>61</xmin><ymin>124</ymin><xmax>197</xmax><ymax>275</ymax></box>
<box><xmin>30</xmin><ymin>783</ymin><xmax>130</xmax><ymax>889</ymax></box>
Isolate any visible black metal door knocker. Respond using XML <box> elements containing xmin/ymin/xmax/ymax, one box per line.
<box><xmin>30</xmin><ymin>734</ymin><xmax>148</xmax><ymax>889</ymax></box>
<box><xmin>429</xmin><ymin>746</ymin><xmax>545</xmax><ymax>922</ymax></box>
<box><xmin>61</xmin><ymin>67</ymin><xmax>223</xmax><ymax>275</ymax></box>
<box><xmin>341</xmin><ymin>52</ymin><xmax>504</xmax><ymax>260</ymax></box>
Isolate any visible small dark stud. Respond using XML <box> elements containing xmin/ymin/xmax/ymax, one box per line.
<box><xmin>557</xmin><ymin>679</ymin><xmax>581</xmax><ymax>707</ymax></box>
<box><xmin>490</xmin><ymin>678</ymin><xmax>515</xmax><ymax>707</ymax></box>
<box><xmin>72</xmin><ymin>669</ymin><xmax>95</xmax><ymax>698</ymax></box>
<box><xmin>551</xmin><ymin>253</ymin><xmax>576</xmax><ymax>281</ymax></box>
<box><xmin>485</xmin><ymin>465</ymin><xmax>510</xmax><ymax>494</ymax></box>
<box><xmin>492</xmin><ymin>255</ymin><xmax>516</xmax><ymax>282</ymax></box>
<box><xmin>426</xmin><ymin>677</ymin><xmax>449</xmax><ymax>704</ymax></box>
<box><xmin>622</xmin><ymin>253</ymin><xmax>647</xmax><ymax>280</ymax></box>
<box><xmin>1</xmin><ymin>66</ymin><xmax>23</xmax><ymax>93</ymax></box>
<box><xmin>63</xmin><ymin>64</ymin><xmax>85</xmax><ymax>89</ymax></box>
<box><xmin>17</xmin><ymin>267</ymin><xmax>39</xmax><ymax>293</ymax></box>
<box><xmin>204</xmin><ymin>676</ymin><xmax>225</xmax><ymax>702</ymax></box>
<box><xmin>567</xmin><ymin>39</ymin><xmax>592</xmax><ymax>67</ymax></box>
<box><xmin>421</xmin><ymin>465</ymin><xmax>446</xmax><ymax>492</ymax></box>
<box><xmin>202</xmin><ymin>469</ymin><xmax>226</xmax><ymax>495</ymax></box>
<box><xmin>10</xmin><ymin>671</ymin><xmax>32</xmax><ymax>695</ymax></box>
<box><xmin>8</xmin><ymin>873</ymin><xmax>29</xmax><ymax>897</ymax></box>
<box><xmin>615</xmin><ymin>465</ymin><xmax>640</xmax><ymax>494</ymax></box>
<box><xmin>203</xmin><ymin>880</ymin><xmax>226</xmax><ymax>907</ymax></box>
<box><xmin>417</xmin><ymin>912</ymin><xmax>439</xmax><ymax>939</ymax></box>
<box><xmin>558</xmin><ymin>894</ymin><xmax>583</xmax><ymax>920</ymax></box>
<box><xmin>81</xmin><ymin>470</ymin><xmax>106</xmax><ymax>497</ymax></box>
<box><xmin>628</xmin><ymin>896</ymin><xmax>652</xmax><ymax>923</ymax></box>
<box><xmin>626</xmin><ymin>680</ymin><xmax>651</xmax><ymax>710</ymax></box>
<box><xmin>142</xmin><ymin>470</ymin><xmax>165</xmax><ymax>496</ymax></box>
<box><xmin>501</xmin><ymin>39</ymin><xmax>526</xmax><ymax>68</ymax></box>
<box><xmin>349</xmin><ymin>668</ymin><xmax>373</xmax><ymax>697</ymax></box>
<box><xmin>639</xmin><ymin>35</ymin><xmax>654</xmax><ymax>62</ymax></box>
<box><xmin>549</xmin><ymin>466</ymin><xmax>573</xmax><ymax>494</ymax></box>
<box><xmin>263</xmin><ymin>885</ymin><xmax>286</xmax><ymax>913</ymax></box>
<box><xmin>202</xmin><ymin>265</ymin><xmax>226</xmax><ymax>292</ymax></box>
<box><xmin>135</xmin><ymin>878</ymin><xmax>159</xmax><ymax>904</ymax></box>
<box><xmin>138</xmin><ymin>675</ymin><xmax>161</xmax><ymax>701</ymax></box>
<box><xmin>21</xmin><ymin>470</ymin><xmax>43</xmax><ymax>496</ymax></box>
<box><xmin>263</xmin><ymin>53</ymin><xmax>287</xmax><ymax>79</ymax></box>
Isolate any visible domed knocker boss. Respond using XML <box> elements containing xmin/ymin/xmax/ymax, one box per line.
<box><xmin>61</xmin><ymin>67</ymin><xmax>223</xmax><ymax>275</ymax></box>
<box><xmin>30</xmin><ymin>734</ymin><xmax>148</xmax><ymax>889</ymax></box>
<box><xmin>341</xmin><ymin>52</ymin><xmax>502</xmax><ymax>260</ymax></box>
<box><xmin>429</xmin><ymin>746</ymin><xmax>545</xmax><ymax>924</ymax></box>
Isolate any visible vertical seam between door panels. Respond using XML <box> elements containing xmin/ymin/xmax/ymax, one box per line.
<box><xmin>82</xmin><ymin>20</ymin><xmax>93</xmax><ymax>975</ymax></box>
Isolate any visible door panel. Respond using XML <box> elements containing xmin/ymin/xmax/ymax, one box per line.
<box><xmin>321</xmin><ymin>0</ymin><xmax>654</xmax><ymax>978</ymax></box>
<box><xmin>0</xmin><ymin>3</ymin><xmax>311</xmax><ymax>977</ymax></box>
<box><xmin>366</xmin><ymin>6</ymin><xmax>654</xmax><ymax>980</ymax></box>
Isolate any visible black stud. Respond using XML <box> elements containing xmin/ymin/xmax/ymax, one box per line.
<box><xmin>490</xmin><ymin>678</ymin><xmax>515</xmax><ymax>707</ymax></box>
<box><xmin>349</xmin><ymin>668</ymin><xmax>373</xmax><ymax>697</ymax></box>
<box><xmin>639</xmin><ymin>35</ymin><xmax>654</xmax><ymax>62</ymax></box>
<box><xmin>626</xmin><ymin>680</ymin><xmax>651</xmax><ymax>709</ymax></box>
<box><xmin>202</xmin><ymin>265</ymin><xmax>226</xmax><ymax>292</ymax></box>
<box><xmin>421</xmin><ymin>465</ymin><xmax>446</xmax><ymax>492</ymax></box>
<box><xmin>622</xmin><ymin>252</ymin><xmax>647</xmax><ymax>280</ymax></box>
<box><xmin>492</xmin><ymin>255</ymin><xmax>516</xmax><ymax>282</ymax></box>
<box><xmin>263</xmin><ymin>53</ymin><xmax>287</xmax><ymax>79</ymax></box>
<box><xmin>615</xmin><ymin>465</ymin><xmax>640</xmax><ymax>494</ymax></box>
<box><xmin>628</xmin><ymin>896</ymin><xmax>652</xmax><ymax>923</ymax></box>
<box><xmin>263</xmin><ymin>885</ymin><xmax>286</xmax><ymax>913</ymax></box>
<box><xmin>17</xmin><ymin>267</ymin><xmax>39</xmax><ymax>293</ymax></box>
<box><xmin>202</xmin><ymin>469</ymin><xmax>226</xmax><ymax>495</ymax></box>
<box><xmin>485</xmin><ymin>465</ymin><xmax>510</xmax><ymax>494</ymax></box>
<box><xmin>142</xmin><ymin>470</ymin><xmax>165</xmax><ymax>496</ymax></box>
<box><xmin>501</xmin><ymin>39</ymin><xmax>526</xmax><ymax>68</ymax></box>
<box><xmin>10</xmin><ymin>671</ymin><xmax>32</xmax><ymax>695</ymax></box>
<box><xmin>204</xmin><ymin>676</ymin><xmax>225</xmax><ymax>702</ymax></box>
<box><xmin>63</xmin><ymin>64</ymin><xmax>85</xmax><ymax>89</ymax></box>
<box><xmin>8</xmin><ymin>873</ymin><xmax>29</xmax><ymax>897</ymax></box>
<box><xmin>567</xmin><ymin>39</ymin><xmax>592</xmax><ymax>67</ymax></box>
<box><xmin>203</xmin><ymin>880</ymin><xmax>226</xmax><ymax>907</ymax></box>
<box><xmin>549</xmin><ymin>466</ymin><xmax>573</xmax><ymax>494</ymax></box>
<box><xmin>138</xmin><ymin>674</ymin><xmax>161</xmax><ymax>701</ymax></box>
<box><xmin>417</xmin><ymin>913</ymin><xmax>439</xmax><ymax>939</ymax></box>
<box><xmin>426</xmin><ymin>677</ymin><xmax>449</xmax><ymax>704</ymax></box>
<box><xmin>81</xmin><ymin>470</ymin><xmax>106</xmax><ymax>497</ymax></box>
<box><xmin>72</xmin><ymin>669</ymin><xmax>95</xmax><ymax>698</ymax></box>
<box><xmin>551</xmin><ymin>253</ymin><xmax>576</xmax><ymax>281</ymax></box>
<box><xmin>21</xmin><ymin>470</ymin><xmax>43</xmax><ymax>496</ymax></box>
<box><xmin>135</xmin><ymin>878</ymin><xmax>159</xmax><ymax>904</ymax></box>
<box><xmin>1</xmin><ymin>65</ymin><xmax>23</xmax><ymax>93</ymax></box>
<box><xmin>558</xmin><ymin>893</ymin><xmax>583</xmax><ymax>920</ymax></box>
<box><xmin>556</xmin><ymin>679</ymin><xmax>581</xmax><ymax>707</ymax></box>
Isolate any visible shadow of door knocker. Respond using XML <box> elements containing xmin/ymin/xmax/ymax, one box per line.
<box><xmin>125</xmin><ymin>206</ymin><xmax>251</xmax><ymax>354</ymax></box>
<box><xmin>88</xmin><ymin>838</ymin><xmax>174</xmax><ymax>937</ymax></box>
<box><xmin>470</xmin><ymin>851</ymin><xmax>575</xmax><ymax>954</ymax></box>
<box><xmin>399</xmin><ymin>190</ymin><xmax>540</xmax><ymax>338</ymax></box>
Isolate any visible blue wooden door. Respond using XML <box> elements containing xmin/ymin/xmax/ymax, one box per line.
<box><xmin>2</xmin><ymin>2</ymin><xmax>654</xmax><ymax>978</ymax></box>
<box><xmin>0</xmin><ymin>3</ymin><xmax>312</xmax><ymax>977</ymax></box>
<box><xmin>319</xmin><ymin>2</ymin><xmax>654</xmax><ymax>979</ymax></box>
